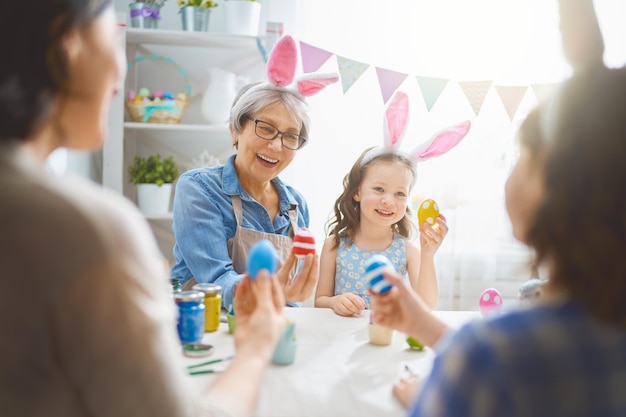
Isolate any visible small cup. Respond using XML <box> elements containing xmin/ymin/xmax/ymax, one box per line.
<box><xmin>368</xmin><ymin>323</ymin><xmax>394</xmax><ymax>346</ymax></box>
<box><xmin>227</xmin><ymin>313</ymin><xmax>236</xmax><ymax>334</ymax></box>
<box><xmin>272</xmin><ymin>322</ymin><xmax>297</xmax><ymax>365</ymax></box>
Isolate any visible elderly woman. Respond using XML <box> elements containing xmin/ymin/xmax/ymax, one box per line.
<box><xmin>171</xmin><ymin>37</ymin><xmax>337</xmax><ymax>309</ymax></box>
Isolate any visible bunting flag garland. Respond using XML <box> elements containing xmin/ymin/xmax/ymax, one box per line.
<box><xmin>458</xmin><ymin>81</ymin><xmax>492</xmax><ymax>116</ymax></box>
<box><xmin>376</xmin><ymin>67</ymin><xmax>408</xmax><ymax>104</ymax></box>
<box><xmin>300</xmin><ymin>41</ymin><xmax>334</xmax><ymax>73</ymax></box>
<box><xmin>416</xmin><ymin>76</ymin><xmax>450</xmax><ymax>111</ymax></box>
<box><xmin>494</xmin><ymin>85</ymin><xmax>529</xmax><ymax>121</ymax></box>
<box><xmin>530</xmin><ymin>82</ymin><xmax>560</xmax><ymax>104</ymax></box>
<box><xmin>336</xmin><ymin>56</ymin><xmax>370</xmax><ymax>94</ymax></box>
<box><xmin>297</xmin><ymin>39</ymin><xmax>557</xmax><ymax>120</ymax></box>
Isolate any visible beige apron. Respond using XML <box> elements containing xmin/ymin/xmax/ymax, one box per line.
<box><xmin>183</xmin><ymin>194</ymin><xmax>298</xmax><ymax>291</ymax></box>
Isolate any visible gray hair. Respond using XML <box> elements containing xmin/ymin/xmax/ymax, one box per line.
<box><xmin>229</xmin><ymin>82</ymin><xmax>311</xmax><ymax>140</ymax></box>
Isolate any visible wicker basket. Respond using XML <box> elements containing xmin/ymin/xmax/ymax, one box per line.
<box><xmin>124</xmin><ymin>54</ymin><xmax>191</xmax><ymax>124</ymax></box>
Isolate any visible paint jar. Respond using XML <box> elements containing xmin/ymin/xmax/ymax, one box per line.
<box><xmin>174</xmin><ymin>291</ymin><xmax>205</xmax><ymax>343</ymax></box>
<box><xmin>192</xmin><ymin>283</ymin><xmax>222</xmax><ymax>333</ymax></box>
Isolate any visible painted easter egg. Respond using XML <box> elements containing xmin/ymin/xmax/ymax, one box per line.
<box><xmin>406</xmin><ymin>336</ymin><xmax>424</xmax><ymax>351</ymax></box>
<box><xmin>292</xmin><ymin>227</ymin><xmax>316</xmax><ymax>257</ymax></box>
<box><xmin>417</xmin><ymin>199</ymin><xmax>440</xmax><ymax>226</ymax></box>
<box><xmin>479</xmin><ymin>288</ymin><xmax>503</xmax><ymax>317</ymax></box>
<box><xmin>126</xmin><ymin>89</ymin><xmax>136</xmax><ymax>100</ymax></box>
<box><xmin>138</xmin><ymin>87</ymin><xmax>150</xmax><ymax>98</ymax></box>
<box><xmin>247</xmin><ymin>240</ymin><xmax>278</xmax><ymax>279</ymax></box>
<box><xmin>366</xmin><ymin>255</ymin><xmax>396</xmax><ymax>294</ymax></box>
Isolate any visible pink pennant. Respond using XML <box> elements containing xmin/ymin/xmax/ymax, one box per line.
<box><xmin>300</xmin><ymin>41</ymin><xmax>334</xmax><ymax>73</ymax></box>
<box><xmin>376</xmin><ymin>67</ymin><xmax>408</xmax><ymax>104</ymax></box>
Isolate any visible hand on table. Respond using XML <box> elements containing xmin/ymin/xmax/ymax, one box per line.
<box><xmin>330</xmin><ymin>293</ymin><xmax>366</xmax><ymax>317</ymax></box>
<box><xmin>419</xmin><ymin>214</ymin><xmax>448</xmax><ymax>258</ymax></box>
<box><xmin>276</xmin><ymin>252</ymin><xmax>319</xmax><ymax>304</ymax></box>
<box><xmin>393</xmin><ymin>375</ymin><xmax>422</xmax><ymax>409</ymax></box>
<box><xmin>233</xmin><ymin>270</ymin><xmax>286</xmax><ymax>359</ymax></box>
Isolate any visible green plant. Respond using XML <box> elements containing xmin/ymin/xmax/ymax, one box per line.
<box><xmin>177</xmin><ymin>0</ymin><xmax>218</xmax><ymax>8</ymax></box>
<box><xmin>128</xmin><ymin>154</ymin><xmax>179</xmax><ymax>186</ymax></box>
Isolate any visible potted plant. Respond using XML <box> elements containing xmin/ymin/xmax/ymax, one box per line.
<box><xmin>178</xmin><ymin>0</ymin><xmax>218</xmax><ymax>32</ymax></box>
<box><xmin>128</xmin><ymin>154</ymin><xmax>180</xmax><ymax>216</ymax></box>
<box><xmin>224</xmin><ymin>0</ymin><xmax>261</xmax><ymax>36</ymax></box>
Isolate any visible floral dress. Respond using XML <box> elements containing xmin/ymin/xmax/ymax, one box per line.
<box><xmin>334</xmin><ymin>235</ymin><xmax>407</xmax><ymax>308</ymax></box>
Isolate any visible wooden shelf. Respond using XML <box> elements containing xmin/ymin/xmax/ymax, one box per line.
<box><xmin>124</xmin><ymin>122</ymin><xmax>228</xmax><ymax>132</ymax></box>
<box><xmin>126</xmin><ymin>28</ymin><xmax>262</xmax><ymax>49</ymax></box>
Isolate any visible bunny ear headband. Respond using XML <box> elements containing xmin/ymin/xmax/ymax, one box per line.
<box><xmin>361</xmin><ymin>91</ymin><xmax>472</xmax><ymax>170</ymax></box>
<box><xmin>245</xmin><ymin>34</ymin><xmax>339</xmax><ymax>98</ymax></box>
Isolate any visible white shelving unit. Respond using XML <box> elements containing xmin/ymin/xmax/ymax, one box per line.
<box><xmin>103</xmin><ymin>27</ymin><xmax>264</xmax><ymax>262</ymax></box>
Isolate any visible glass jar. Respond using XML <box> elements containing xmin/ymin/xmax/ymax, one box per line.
<box><xmin>174</xmin><ymin>291</ymin><xmax>205</xmax><ymax>343</ymax></box>
<box><xmin>193</xmin><ymin>283</ymin><xmax>222</xmax><ymax>333</ymax></box>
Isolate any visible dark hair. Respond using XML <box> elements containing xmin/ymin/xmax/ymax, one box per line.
<box><xmin>0</xmin><ymin>0</ymin><xmax>111</xmax><ymax>143</ymax></box>
<box><xmin>326</xmin><ymin>147</ymin><xmax>416</xmax><ymax>248</ymax></box>
<box><xmin>528</xmin><ymin>66</ymin><xmax>626</xmax><ymax>327</ymax></box>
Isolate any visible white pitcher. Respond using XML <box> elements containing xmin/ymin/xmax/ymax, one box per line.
<box><xmin>201</xmin><ymin>67</ymin><xmax>238</xmax><ymax>125</ymax></box>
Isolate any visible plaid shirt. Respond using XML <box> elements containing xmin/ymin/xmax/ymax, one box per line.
<box><xmin>409</xmin><ymin>300</ymin><xmax>626</xmax><ymax>417</ymax></box>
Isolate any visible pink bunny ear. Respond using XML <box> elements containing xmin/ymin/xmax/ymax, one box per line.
<box><xmin>383</xmin><ymin>91</ymin><xmax>409</xmax><ymax>148</ymax></box>
<box><xmin>410</xmin><ymin>120</ymin><xmax>471</xmax><ymax>162</ymax></box>
<box><xmin>266</xmin><ymin>35</ymin><xmax>298</xmax><ymax>87</ymax></box>
<box><xmin>296</xmin><ymin>73</ymin><xmax>339</xmax><ymax>97</ymax></box>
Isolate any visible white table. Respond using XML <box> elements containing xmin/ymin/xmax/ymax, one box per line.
<box><xmin>186</xmin><ymin>308</ymin><xmax>480</xmax><ymax>417</ymax></box>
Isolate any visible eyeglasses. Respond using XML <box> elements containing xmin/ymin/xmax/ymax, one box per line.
<box><xmin>243</xmin><ymin>115</ymin><xmax>307</xmax><ymax>150</ymax></box>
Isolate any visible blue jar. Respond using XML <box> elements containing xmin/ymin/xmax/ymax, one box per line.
<box><xmin>174</xmin><ymin>291</ymin><xmax>205</xmax><ymax>344</ymax></box>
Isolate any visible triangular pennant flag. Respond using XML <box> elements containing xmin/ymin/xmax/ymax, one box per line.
<box><xmin>336</xmin><ymin>56</ymin><xmax>369</xmax><ymax>94</ymax></box>
<box><xmin>376</xmin><ymin>67</ymin><xmax>408</xmax><ymax>104</ymax></box>
<box><xmin>494</xmin><ymin>85</ymin><xmax>529</xmax><ymax>121</ymax></box>
<box><xmin>531</xmin><ymin>83</ymin><xmax>559</xmax><ymax>104</ymax></box>
<box><xmin>416</xmin><ymin>76</ymin><xmax>449</xmax><ymax>111</ymax></box>
<box><xmin>458</xmin><ymin>80</ymin><xmax>492</xmax><ymax>116</ymax></box>
<box><xmin>299</xmin><ymin>41</ymin><xmax>334</xmax><ymax>73</ymax></box>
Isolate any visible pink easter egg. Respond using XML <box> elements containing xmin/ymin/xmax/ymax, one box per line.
<box><xmin>479</xmin><ymin>288</ymin><xmax>503</xmax><ymax>317</ymax></box>
<box><xmin>152</xmin><ymin>90</ymin><xmax>163</xmax><ymax>99</ymax></box>
<box><xmin>126</xmin><ymin>89</ymin><xmax>136</xmax><ymax>100</ymax></box>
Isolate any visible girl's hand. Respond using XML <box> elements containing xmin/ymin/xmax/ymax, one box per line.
<box><xmin>419</xmin><ymin>214</ymin><xmax>448</xmax><ymax>258</ymax></box>
<box><xmin>276</xmin><ymin>252</ymin><xmax>319</xmax><ymax>304</ymax></box>
<box><xmin>330</xmin><ymin>293</ymin><xmax>366</xmax><ymax>317</ymax></box>
<box><xmin>233</xmin><ymin>271</ymin><xmax>286</xmax><ymax>359</ymax></box>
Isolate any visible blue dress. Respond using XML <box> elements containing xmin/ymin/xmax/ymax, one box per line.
<box><xmin>334</xmin><ymin>235</ymin><xmax>407</xmax><ymax>308</ymax></box>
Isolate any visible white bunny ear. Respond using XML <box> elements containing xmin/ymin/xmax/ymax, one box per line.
<box><xmin>409</xmin><ymin>120</ymin><xmax>471</xmax><ymax>163</ymax></box>
<box><xmin>296</xmin><ymin>73</ymin><xmax>339</xmax><ymax>97</ymax></box>
<box><xmin>383</xmin><ymin>91</ymin><xmax>409</xmax><ymax>149</ymax></box>
<box><xmin>266</xmin><ymin>35</ymin><xmax>298</xmax><ymax>87</ymax></box>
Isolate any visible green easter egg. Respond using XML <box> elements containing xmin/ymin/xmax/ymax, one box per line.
<box><xmin>138</xmin><ymin>87</ymin><xmax>150</xmax><ymax>97</ymax></box>
<box><xmin>406</xmin><ymin>336</ymin><xmax>424</xmax><ymax>350</ymax></box>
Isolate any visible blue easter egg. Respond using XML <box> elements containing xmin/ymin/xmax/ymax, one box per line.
<box><xmin>366</xmin><ymin>255</ymin><xmax>395</xmax><ymax>294</ymax></box>
<box><xmin>247</xmin><ymin>240</ymin><xmax>278</xmax><ymax>279</ymax></box>
<box><xmin>163</xmin><ymin>92</ymin><xmax>174</xmax><ymax>100</ymax></box>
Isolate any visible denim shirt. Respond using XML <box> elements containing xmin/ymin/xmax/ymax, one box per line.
<box><xmin>171</xmin><ymin>154</ymin><xmax>310</xmax><ymax>309</ymax></box>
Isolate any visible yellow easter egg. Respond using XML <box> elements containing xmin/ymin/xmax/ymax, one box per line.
<box><xmin>417</xmin><ymin>199</ymin><xmax>440</xmax><ymax>226</ymax></box>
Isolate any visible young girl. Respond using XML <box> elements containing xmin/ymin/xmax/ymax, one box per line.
<box><xmin>314</xmin><ymin>92</ymin><xmax>471</xmax><ymax>317</ymax></box>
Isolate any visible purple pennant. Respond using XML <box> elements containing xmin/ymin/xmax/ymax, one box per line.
<box><xmin>375</xmin><ymin>67</ymin><xmax>408</xmax><ymax>104</ymax></box>
<box><xmin>299</xmin><ymin>41</ymin><xmax>334</xmax><ymax>73</ymax></box>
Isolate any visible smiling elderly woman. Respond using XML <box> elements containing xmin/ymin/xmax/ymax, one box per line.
<box><xmin>171</xmin><ymin>39</ymin><xmax>337</xmax><ymax>309</ymax></box>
